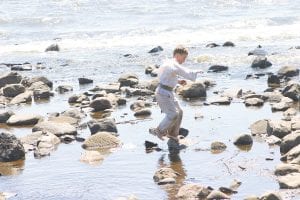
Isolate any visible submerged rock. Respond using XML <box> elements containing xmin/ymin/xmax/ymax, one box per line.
<box><xmin>208</xmin><ymin>65</ymin><xmax>228</xmax><ymax>72</ymax></box>
<box><xmin>80</xmin><ymin>150</ymin><xmax>104</xmax><ymax>165</ymax></box>
<box><xmin>176</xmin><ymin>184</ymin><xmax>212</xmax><ymax>199</ymax></box>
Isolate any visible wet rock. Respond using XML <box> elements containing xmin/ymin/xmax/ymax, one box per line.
<box><xmin>48</xmin><ymin>116</ymin><xmax>79</xmax><ymax>126</ymax></box>
<box><xmin>55</xmin><ymin>85</ymin><xmax>73</xmax><ymax>93</ymax></box>
<box><xmin>7</xmin><ymin>114</ymin><xmax>42</xmax><ymax>126</ymax></box>
<box><xmin>280</xmin><ymin>131</ymin><xmax>300</xmax><ymax>154</ymax></box>
<box><xmin>251</xmin><ymin>57</ymin><xmax>272</xmax><ymax>69</ymax></box>
<box><xmin>68</xmin><ymin>94</ymin><xmax>89</xmax><ymax>104</ymax></box>
<box><xmin>148</xmin><ymin>46</ymin><xmax>163</xmax><ymax>53</ymax></box>
<box><xmin>117</xmin><ymin>98</ymin><xmax>126</xmax><ymax>106</ymax></box>
<box><xmin>33</xmin><ymin>89</ymin><xmax>52</xmax><ymax>99</ymax></box>
<box><xmin>275</xmin><ymin>163</ymin><xmax>300</xmax><ymax>176</ymax></box>
<box><xmin>11</xmin><ymin>63</ymin><xmax>32</xmax><ymax>71</ymax></box>
<box><xmin>33</xmin><ymin>121</ymin><xmax>77</xmax><ymax>137</ymax></box>
<box><xmin>266</xmin><ymin>135</ymin><xmax>281</xmax><ymax>145</ymax></box>
<box><xmin>250</xmin><ymin>119</ymin><xmax>272</xmax><ymax>136</ymax></box>
<box><xmin>209</xmin><ymin>96</ymin><xmax>231</xmax><ymax>105</ymax></box>
<box><xmin>130</xmin><ymin>100</ymin><xmax>150</xmax><ymax>111</ymax></box>
<box><xmin>218</xmin><ymin>187</ymin><xmax>237</xmax><ymax>195</ymax></box>
<box><xmin>125</xmin><ymin>88</ymin><xmax>154</xmax><ymax>97</ymax></box>
<box><xmin>87</xmin><ymin>119</ymin><xmax>118</xmax><ymax>135</ymax></box>
<box><xmin>278</xmin><ymin>66</ymin><xmax>299</xmax><ymax>77</ymax></box>
<box><xmin>267</xmin><ymin>75</ymin><xmax>280</xmax><ymax>87</ymax></box>
<box><xmin>80</xmin><ymin>150</ymin><xmax>104</xmax><ymax>165</ymax></box>
<box><xmin>281</xmin><ymin>144</ymin><xmax>300</xmax><ymax>164</ymax></box>
<box><xmin>23</xmin><ymin>76</ymin><xmax>53</xmax><ymax>88</ymax></box>
<box><xmin>144</xmin><ymin>141</ymin><xmax>158</xmax><ymax>149</ymax></box>
<box><xmin>282</xmin><ymin>82</ymin><xmax>300</xmax><ymax>101</ymax></box>
<box><xmin>145</xmin><ymin>65</ymin><xmax>158</xmax><ymax>75</ymax></box>
<box><xmin>177</xmin><ymin>81</ymin><xmax>206</xmax><ymax>98</ymax></box>
<box><xmin>233</xmin><ymin>134</ymin><xmax>253</xmax><ymax>146</ymax></box>
<box><xmin>208</xmin><ymin>65</ymin><xmax>228</xmax><ymax>72</ymax></box>
<box><xmin>211</xmin><ymin>141</ymin><xmax>227</xmax><ymax>152</ymax></box>
<box><xmin>92</xmin><ymin>91</ymin><xmax>107</xmax><ymax>100</ymax></box>
<box><xmin>260</xmin><ymin>192</ymin><xmax>282</xmax><ymax>200</ymax></box>
<box><xmin>34</xmin><ymin>132</ymin><xmax>60</xmax><ymax>158</ymax></box>
<box><xmin>157</xmin><ymin>177</ymin><xmax>176</xmax><ymax>185</ymax></box>
<box><xmin>223</xmin><ymin>41</ymin><xmax>235</xmax><ymax>47</ymax></box>
<box><xmin>176</xmin><ymin>184</ymin><xmax>211</xmax><ymax>199</ymax></box>
<box><xmin>90</xmin><ymin>83</ymin><xmax>120</xmax><ymax>93</ymax></box>
<box><xmin>179</xmin><ymin>128</ymin><xmax>189</xmax><ymax>137</ymax></box>
<box><xmin>264</xmin><ymin>92</ymin><xmax>283</xmax><ymax>103</ymax></box>
<box><xmin>292</xmin><ymin>118</ymin><xmax>300</xmax><ymax>131</ymax></box>
<box><xmin>60</xmin><ymin>135</ymin><xmax>76</xmax><ymax>144</ymax></box>
<box><xmin>244</xmin><ymin>98</ymin><xmax>264</xmax><ymax>107</ymax></box>
<box><xmin>10</xmin><ymin>91</ymin><xmax>32</xmax><ymax>104</ymax></box>
<box><xmin>118</xmin><ymin>73</ymin><xmax>139</xmax><ymax>88</ymax></box>
<box><xmin>206</xmin><ymin>43</ymin><xmax>220</xmax><ymax>48</ymax></box>
<box><xmin>269</xmin><ymin>120</ymin><xmax>291</xmax><ymax>139</ymax></box>
<box><xmin>0</xmin><ymin>72</ymin><xmax>22</xmax><ymax>88</ymax></box>
<box><xmin>2</xmin><ymin>84</ymin><xmax>25</xmax><ymax>97</ymax></box>
<box><xmin>207</xmin><ymin>190</ymin><xmax>230</xmax><ymax>200</ymax></box>
<box><xmin>0</xmin><ymin>132</ymin><xmax>25</xmax><ymax>162</ymax></box>
<box><xmin>82</xmin><ymin>132</ymin><xmax>121</xmax><ymax>150</ymax></box>
<box><xmin>89</xmin><ymin>97</ymin><xmax>112</xmax><ymax>112</ymax></box>
<box><xmin>153</xmin><ymin>167</ymin><xmax>179</xmax><ymax>183</ymax></box>
<box><xmin>78</xmin><ymin>78</ymin><xmax>93</xmax><ymax>84</ymax></box>
<box><xmin>45</xmin><ymin>44</ymin><xmax>60</xmax><ymax>52</ymax></box>
<box><xmin>278</xmin><ymin>172</ymin><xmax>300</xmax><ymax>189</ymax></box>
<box><xmin>134</xmin><ymin>109</ymin><xmax>151</xmax><ymax>117</ymax></box>
<box><xmin>0</xmin><ymin>111</ymin><xmax>14</xmax><ymax>123</ymax></box>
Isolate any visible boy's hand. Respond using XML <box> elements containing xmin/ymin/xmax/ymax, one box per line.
<box><xmin>178</xmin><ymin>79</ymin><xmax>187</xmax><ymax>86</ymax></box>
<box><xmin>196</xmin><ymin>70</ymin><xmax>204</xmax><ymax>74</ymax></box>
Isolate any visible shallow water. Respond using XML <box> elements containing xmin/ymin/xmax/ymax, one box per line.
<box><xmin>1</xmin><ymin>0</ymin><xmax>300</xmax><ymax>199</ymax></box>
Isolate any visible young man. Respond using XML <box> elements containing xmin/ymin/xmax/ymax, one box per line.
<box><xmin>149</xmin><ymin>45</ymin><xmax>202</xmax><ymax>153</ymax></box>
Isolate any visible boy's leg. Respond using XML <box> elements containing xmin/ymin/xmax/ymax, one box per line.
<box><xmin>167</xmin><ymin>101</ymin><xmax>183</xmax><ymax>141</ymax></box>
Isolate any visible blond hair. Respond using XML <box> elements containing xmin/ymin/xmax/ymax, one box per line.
<box><xmin>173</xmin><ymin>45</ymin><xmax>189</xmax><ymax>57</ymax></box>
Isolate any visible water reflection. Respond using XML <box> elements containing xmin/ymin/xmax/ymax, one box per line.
<box><xmin>0</xmin><ymin>160</ymin><xmax>25</xmax><ymax>176</ymax></box>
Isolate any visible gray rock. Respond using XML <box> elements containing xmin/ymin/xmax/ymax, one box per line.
<box><xmin>269</xmin><ymin>120</ymin><xmax>291</xmax><ymax>138</ymax></box>
<box><xmin>281</xmin><ymin>144</ymin><xmax>300</xmax><ymax>164</ymax></box>
<box><xmin>250</xmin><ymin>119</ymin><xmax>272</xmax><ymax>136</ymax></box>
<box><xmin>267</xmin><ymin>75</ymin><xmax>280</xmax><ymax>87</ymax></box>
<box><xmin>2</xmin><ymin>84</ymin><xmax>25</xmax><ymax>97</ymax></box>
<box><xmin>282</xmin><ymin>83</ymin><xmax>300</xmax><ymax>101</ymax></box>
<box><xmin>251</xmin><ymin>57</ymin><xmax>272</xmax><ymax>69</ymax></box>
<box><xmin>130</xmin><ymin>100</ymin><xmax>150</xmax><ymax>111</ymax></box>
<box><xmin>208</xmin><ymin>65</ymin><xmax>228</xmax><ymax>72</ymax></box>
<box><xmin>7</xmin><ymin>114</ymin><xmax>42</xmax><ymax>126</ymax></box>
<box><xmin>292</xmin><ymin>118</ymin><xmax>300</xmax><ymax>131</ymax></box>
<box><xmin>0</xmin><ymin>132</ymin><xmax>25</xmax><ymax>162</ymax></box>
<box><xmin>0</xmin><ymin>111</ymin><xmax>14</xmax><ymax>123</ymax></box>
<box><xmin>148</xmin><ymin>46</ymin><xmax>163</xmax><ymax>53</ymax></box>
<box><xmin>78</xmin><ymin>78</ymin><xmax>93</xmax><ymax>84</ymax></box>
<box><xmin>45</xmin><ymin>44</ymin><xmax>60</xmax><ymax>52</ymax></box>
<box><xmin>118</xmin><ymin>73</ymin><xmax>139</xmax><ymax>88</ymax></box>
<box><xmin>61</xmin><ymin>109</ymin><xmax>85</xmax><ymax>119</ymax></box>
<box><xmin>177</xmin><ymin>81</ymin><xmax>206</xmax><ymax>98</ymax></box>
<box><xmin>211</xmin><ymin>141</ymin><xmax>227</xmax><ymax>152</ymax></box>
<box><xmin>209</xmin><ymin>96</ymin><xmax>231</xmax><ymax>105</ymax></box>
<box><xmin>82</xmin><ymin>132</ymin><xmax>121</xmax><ymax>150</ymax></box>
<box><xmin>87</xmin><ymin>119</ymin><xmax>118</xmax><ymax>135</ymax></box>
<box><xmin>10</xmin><ymin>91</ymin><xmax>32</xmax><ymax>104</ymax></box>
<box><xmin>68</xmin><ymin>94</ymin><xmax>89</xmax><ymax>104</ymax></box>
<box><xmin>206</xmin><ymin>43</ymin><xmax>220</xmax><ymax>48</ymax></box>
<box><xmin>55</xmin><ymin>85</ymin><xmax>73</xmax><ymax>93</ymax></box>
<box><xmin>283</xmin><ymin>108</ymin><xmax>297</xmax><ymax>118</ymax></box>
<box><xmin>153</xmin><ymin>167</ymin><xmax>179</xmax><ymax>183</ymax></box>
<box><xmin>125</xmin><ymin>88</ymin><xmax>154</xmax><ymax>97</ymax></box>
<box><xmin>223</xmin><ymin>41</ymin><xmax>235</xmax><ymax>47</ymax></box>
<box><xmin>145</xmin><ymin>65</ymin><xmax>157</xmax><ymax>74</ymax></box>
<box><xmin>134</xmin><ymin>109</ymin><xmax>151</xmax><ymax>117</ymax></box>
<box><xmin>278</xmin><ymin>66</ymin><xmax>299</xmax><ymax>77</ymax></box>
<box><xmin>271</xmin><ymin>102</ymin><xmax>291</xmax><ymax>112</ymax></box>
<box><xmin>264</xmin><ymin>92</ymin><xmax>283</xmax><ymax>103</ymax></box>
<box><xmin>89</xmin><ymin>83</ymin><xmax>120</xmax><ymax>93</ymax></box>
<box><xmin>157</xmin><ymin>177</ymin><xmax>176</xmax><ymax>185</ymax></box>
<box><xmin>234</xmin><ymin>134</ymin><xmax>253</xmax><ymax>146</ymax></box>
<box><xmin>244</xmin><ymin>98</ymin><xmax>264</xmax><ymax>106</ymax></box>
<box><xmin>89</xmin><ymin>97</ymin><xmax>112</xmax><ymax>111</ymax></box>
<box><xmin>260</xmin><ymin>192</ymin><xmax>282</xmax><ymax>200</ymax></box>
<box><xmin>0</xmin><ymin>72</ymin><xmax>22</xmax><ymax>88</ymax></box>
<box><xmin>33</xmin><ymin>121</ymin><xmax>77</xmax><ymax>137</ymax></box>
<box><xmin>22</xmin><ymin>76</ymin><xmax>53</xmax><ymax>88</ymax></box>
<box><xmin>280</xmin><ymin>131</ymin><xmax>300</xmax><ymax>154</ymax></box>
<box><xmin>207</xmin><ymin>190</ymin><xmax>230</xmax><ymax>200</ymax></box>
<box><xmin>266</xmin><ymin>135</ymin><xmax>281</xmax><ymax>145</ymax></box>
<box><xmin>176</xmin><ymin>184</ymin><xmax>211</xmax><ymax>199</ymax></box>
<box><xmin>278</xmin><ymin>172</ymin><xmax>300</xmax><ymax>189</ymax></box>
<box><xmin>275</xmin><ymin>163</ymin><xmax>300</xmax><ymax>176</ymax></box>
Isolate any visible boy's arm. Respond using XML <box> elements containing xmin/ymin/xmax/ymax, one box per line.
<box><xmin>174</xmin><ymin>63</ymin><xmax>203</xmax><ymax>81</ymax></box>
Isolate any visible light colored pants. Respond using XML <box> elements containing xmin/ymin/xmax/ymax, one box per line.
<box><xmin>155</xmin><ymin>88</ymin><xmax>183</xmax><ymax>138</ymax></box>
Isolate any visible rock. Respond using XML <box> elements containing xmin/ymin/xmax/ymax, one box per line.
<box><xmin>87</xmin><ymin>119</ymin><xmax>118</xmax><ymax>135</ymax></box>
<box><xmin>130</xmin><ymin>100</ymin><xmax>150</xmax><ymax>111</ymax></box>
<box><xmin>244</xmin><ymin>98</ymin><xmax>264</xmax><ymax>107</ymax></box>
<box><xmin>176</xmin><ymin>184</ymin><xmax>211</xmax><ymax>199</ymax></box>
<box><xmin>11</xmin><ymin>63</ymin><xmax>32</xmax><ymax>71</ymax></box>
<box><xmin>10</xmin><ymin>91</ymin><xmax>32</xmax><ymax>104</ymax></box>
<box><xmin>92</xmin><ymin>91</ymin><xmax>107</xmax><ymax>100</ymax></box>
<box><xmin>144</xmin><ymin>141</ymin><xmax>158</xmax><ymax>149</ymax></box>
<box><xmin>61</xmin><ymin>109</ymin><xmax>85</xmax><ymax>119</ymax></box>
<box><xmin>144</xmin><ymin>78</ymin><xmax>159</xmax><ymax>92</ymax></box>
<box><xmin>48</xmin><ymin>116</ymin><xmax>79</xmax><ymax>126</ymax></box>
<box><xmin>222</xmin><ymin>88</ymin><xmax>243</xmax><ymax>98</ymax></box>
<box><xmin>207</xmin><ymin>190</ymin><xmax>230</xmax><ymax>200</ymax></box>
<box><xmin>229</xmin><ymin>179</ymin><xmax>242</xmax><ymax>190</ymax></box>
<box><xmin>117</xmin><ymin>98</ymin><xmax>126</xmax><ymax>106</ymax></box>
<box><xmin>209</xmin><ymin>96</ymin><xmax>231</xmax><ymax>105</ymax></box>
<box><xmin>34</xmin><ymin>132</ymin><xmax>60</xmax><ymax>158</ymax></box>
<box><xmin>45</xmin><ymin>44</ymin><xmax>60</xmax><ymax>52</ymax></box>
<box><xmin>223</xmin><ymin>41</ymin><xmax>235</xmax><ymax>47</ymax></box>
<box><xmin>118</xmin><ymin>73</ymin><xmax>139</xmax><ymax>88</ymax></box>
<box><xmin>233</xmin><ymin>134</ymin><xmax>253</xmax><ymax>146</ymax></box>
<box><xmin>271</xmin><ymin>102</ymin><xmax>291</xmax><ymax>112</ymax></box>
<box><xmin>145</xmin><ymin>65</ymin><xmax>157</xmax><ymax>74</ymax></box>
<box><xmin>211</xmin><ymin>141</ymin><xmax>227</xmax><ymax>153</ymax></box>
<box><xmin>89</xmin><ymin>97</ymin><xmax>112</xmax><ymax>112</ymax></box>
<box><xmin>269</xmin><ymin>120</ymin><xmax>291</xmax><ymax>138</ymax></box>
<box><xmin>157</xmin><ymin>178</ymin><xmax>176</xmax><ymax>185</ymax></box>
<box><xmin>33</xmin><ymin>121</ymin><xmax>77</xmax><ymax>137</ymax></box>
<box><xmin>28</xmin><ymin>81</ymin><xmax>51</xmax><ymax>91</ymax></box>
<box><xmin>134</xmin><ymin>109</ymin><xmax>151</xmax><ymax>117</ymax></box>
<box><xmin>33</xmin><ymin>89</ymin><xmax>52</xmax><ymax>99</ymax></box>
<box><xmin>89</xmin><ymin>83</ymin><xmax>120</xmax><ymax>93</ymax></box>
<box><xmin>248</xmin><ymin>46</ymin><xmax>267</xmax><ymax>56</ymax></box>
<box><xmin>206</xmin><ymin>43</ymin><xmax>220</xmax><ymax>48</ymax></box>
<box><xmin>266</xmin><ymin>135</ymin><xmax>281</xmax><ymax>145</ymax></box>
<box><xmin>275</xmin><ymin>163</ymin><xmax>300</xmax><ymax>176</ymax></box>
<box><xmin>244</xmin><ymin>195</ymin><xmax>259</xmax><ymax>200</ymax></box>
<box><xmin>82</xmin><ymin>132</ymin><xmax>121</xmax><ymax>150</ymax></box>
<box><xmin>278</xmin><ymin>173</ymin><xmax>300</xmax><ymax>189</ymax></box>
<box><xmin>281</xmin><ymin>144</ymin><xmax>300</xmax><ymax>164</ymax></box>
<box><xmin>267</xmin><ymin>75</ymin><xmax>280</xmax><ymax>87</ymax></box>
<box><xmin>251</xmin><ymin>57</ymin><xmax>272</xmax><ymax>69</ymax></box>
<box><xmin>68</xmin><ymin>94</ymin><xmax>89</xmax><ymax>104</ymax></box>
<box><xmin>23</xmin><ymin>76</ymin><xmax>53</xmax><ymax>88</ymax></box>
<box><xmin>6</xmin><ymin>114</ymin><xmax>42</xmax><ymax>126</ymax></box>
<box><xmin>0</xmin><ymin>111</ymin><xmax>14</xmax><ymax>123</ymax></box>
<box><xmin>264</xmin><ymin>92</ymin><xmax>283</xmax><ymax>103</ymax></box>
<box><xmin>283</xmin><ymin>108</ymin><xmax>297</xmax><ymax>118</ymax></box>
<box><xmin>154</xmin><ymin>168</ymin><xmax>179</xmax><ymax>183</ymax></box>
<box><xmin>2</xmin><ymin>84</ymin><xmax>25</xmax><ymax>97</ymax></box>
<box><xmin>218</xmin><ymin>187</ymin><xmax>237</xmax><ymax>195</ymax></box>
<box><xmin>177</xmin><ymin>81</ymin><xmax>206</xmax><ymax>98</ymax></box>
<box><xmin>243</xmin><ymin>93</ymin><xmax>267</xmax><ymax>101</ymax></box>
<box><xmin>179</xmin><ymin>128</ymin><xmax>189</xmax><ymax>137</ymax></box>
<box><xmin>148</xmin><ymin>46</ymin><xmax>163</xmax><ymax>53</ymax></box>
<box><xmin>280</xmin><ymin>131</ymin><xmax>300</xmax><ymax>154</ymax></box>
<box><xmin>250</xmin><ymin>119</ymin><xmax>272</xmax><ymax>136</ymax></box>
<box><xmin>55</xmin><ymin>85</ymin><xmax>73</xmax><ymax>93</ymax></box>
<box><xmin>0</xmin><ymin>72</ymin><xmax>22</xmax><ymax>88</ymax></box>
<box><xmin>0</xmin><ymin>132</ymin><xmax>25</xmax><ymax>162</ymax></box>
<box><xmin>208</xmin><ymin>65</ymin><xmax>228</xmax><ymax>72</ymax></box>
<box><xmin>78</xmin><ymin>78</ymin><xmax>93</xmax><ymax>84</ymax></box>
<box><xmin>125</xmin><ymin>88</ymin><xmax>154</xmax><ymax>97</ymax></box>
<box><xmin>260</xmin><ymin>192</ymin><xmax>282</xmax><ymax>200</ymax></box>
<box><xmin>292</xmin><ymin>118</ymin><xmax>300</xmax><ymax>131</ymax></box>
<box><xmin>278</xmin><ymin>66</ymin><xmax>299</xmax><ymax>77</ymax></box>
<box><xmin>80</xmin><ymin>150</ymin><xmax>104</xmax><ymax>165</ymax></box>
<box><xmin>282</xmin><ymin>83</ymin><xmax>300</xmax><ymax>101</ymax></box>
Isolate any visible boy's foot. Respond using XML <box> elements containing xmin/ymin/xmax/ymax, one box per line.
<box><xmin>149</xmin><ymin>128</ymin><xmax>165</xmax><ymax>141</ymax></box>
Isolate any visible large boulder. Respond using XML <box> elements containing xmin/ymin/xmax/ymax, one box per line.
<box><xmin>282</xmin><ymin>83</ymin><xmax>300</xmax><ymax>101</ymax></box>
<box><xmin>281</xmin><ymin>144</ymin><xmax>300</xmax><ymax>164</ymax></box>
<box><xmin>176</xmin><ymin>184</ymin><xmax>211</xmax><ymax>199</ymax></box>
<box><xmin>250</xmin><ymin>119</ymin><xmax>272</xmax><ymax>136</ymax></box>
<box><xmin>22</xmin><ymin>76</ymin><xmax>53</xmax><ymax>88</ymax></box>
<box><xmin>0</xmin><ymin>132</ymin><xmax>25</xmax><ymax>162</ymax></box>
<box><xmin>177</xmin><ymin>81</ymin><xmax>206</xmax><ymax>98</ymax></box>
<box><xmin>251</xmin><ymin>57</ymin><xmax>272</xmax><ymax>69</ymax></box>
<box><xmin>278</xmin><ymin>173</ymin><xmax>300</xmax><ymax>189</ymax></box>
<box><xmin>280</xmin><ymin>131</ymin><xmax>300</xmax><ymax>154</ymax></box>
<box><xmin>82</xmin><ymin>132</ymin><xmax>121</xmax><ymax>150</ymax></box>
<box><xmin>233</xmin><ymin>134</ymin><xmax>253</xmax><ymax>146</ymax></box>
<box><xmin>153</xmin><ymin>167</ymin><xmax>179</xmax><ymax>185</ymax></box>
<box><xmin>87</xmin><ymin>119</ymin><xmax>118</xmax><ymax>135</ymax></box>
<box><xmin>278</xmin><ymin>66</ymin><xmax>299</xmax><ymax>77</ymax></box>
<box><xmin>89</xmin><ymin>97</ymin><xmax>112</xmax><ymax>112</ymax></box>
<box><xmin>0</xmin><ymin>72</ymin><xmax>22</xmax><ymax>88</ymax></box>
<box><xmin>32</xmin><ymin>121</ymin><xmax>77</xmax><ymax>137</ymax></box>
<box><xmin>269</xmin><ymin>120</ymin><xmax>291</xmax><ymax>138</ymax></box>
<box><xmin>6</xmin><ymin>114</ymin><xmax>42</xmax><ymax>126</ymax></box>
<box><xmin>275</xmin><ymin>163</ymin><xmax>300</xmax><ymax>176</ymax></box>
<box><xmin>0</xmin><ymin>111</ymin><xmax>14</xmax><ymax>123</ymax></box>
<box><xmin>10</xmin><ymin>91</ymin><xmax>32</xmax><ymax>104</ymax></box>
<box><xmin>118</xmin><ymin>73</ymin><xmax>139</xmax><ymax>88</ymax></box>
<box><xmin>2</xmin><ymin>84</ymin><xmax>25</xmax><ymax>97</ymax></box>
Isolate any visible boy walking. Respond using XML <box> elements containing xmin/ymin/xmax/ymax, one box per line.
<box><xmin>149</xmin><ymin>45</ymin><xmax>202</xmax><ymax>153</ymax></box>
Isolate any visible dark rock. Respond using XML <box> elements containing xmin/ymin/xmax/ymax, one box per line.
<box><xmin>251</xmin><ymin>57</ymin><xmax>272</xmax><ymax>69</ymax></box>
<box><xmin>223</xmin><ymin>41</ymin><xmax>235</xmax><ymax>47</ymax></box>
<box><xmin>45</xmin><ymin>44</ymin><xmax>60</xmax><ymax>52</ymax></box>
<box><xmin>206</xmin><ymin>43</ymin><xmax>220</xmax><ymax>48</ymax></box>
<box><xmin>78</xmin><ymin>78</ymin><xmax>93</xmax><ymax>84</ymax></box>
<box><xmin>117</xmin><ymin>98</ymin><xmax>126</xmax><ymax>106</ymax></box>
<box><xmin>118</xmin><ymin>73</ymin><xmax>139</xmax><ymax>88</ymax></box>
<box><xmin>145</xmin><ymin>140</ymin><xmax>158</xmax><ymax>149</ymax></box>
<box><xmin>148</xmin><ymin>46</ymin><xmax>163</xmax><ymax>53</ymax></box>
<box><xmin>208</xmin><ymin>65</ymin><xmax>228</xmax><ymax>72</ymax></box>
<box><xmin>0</xmin><ymin>132</ymin><xmax>25</xmax><ymax>162</ymax></box>
<box><xmin>2</xmin><ymin>84</ymin><xmax>25</xmax><ymax>97</ymax></box>
<box><xmin>55</xmin><ymin>85</ymin><xmax>73</xmax><ymax>93</ymax></box>
<box><xmin>134</xmin><ymin>109</ymin><xmax>151</xmax><ymax>117</ymax></box>
<box><xmin>145</xmin><ymin>65</ymin><xmax>158</xmax><ymax>74</ymax></box>
<box><xmin>89</xmin><ymin>97</ymin><xmax>112</xmax><ymax>112</ymax></box>
<box><xmin>282</xmin><ymin>83</ymin><xmax>300</xmax><ymax>101</ymax></box>
<box><xmin>87</xmin><ymin>119</ymin><xmax>118</xmax><ymax>135</ymax></box>
<box><xmin>268</xmin><ymin>75</ymin><xmax>280</xmax><ymax>87</ymax></box>
<box><xmin>179</xmin><ymin>128</ymin><xmax>189</xmax><ymax>137</ymax></box>
<box><xmin>11</xmin><ymin>63</ymin><xmax>32</xmax><ymax>71</ymax></box>
<box><xmin>234</xmin><ymin>134</ymin><xmax>253</xmax><ymax>146</ymax></box>
<box><xmin>250</xmin><ymin>119</ymin><xmax>272</xmax><ymax>136</ymax></box>
<box><xmin>278</xmin><ymin>66</ymin><xmax>299</xmax><ymax>77</ymax></box>
<box><xmin>0</xmin><ymin>111</ymin><xmax>14</xmax><ymax>123</ymax></box>
<box><xmin>0</xmin><ymin>72</ymin><xmax>22</xmax><ymax>88</ymax></box>
<box><xmin>33</xmin><ymin>89</ymin><xmax>52</xmax><ymax>99</ymax></box>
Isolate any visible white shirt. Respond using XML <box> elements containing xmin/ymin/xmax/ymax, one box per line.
<box><xmin>156</xmin><ymin>58</ymin><xmax>198</xmax><ymax>95</ymax></box>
